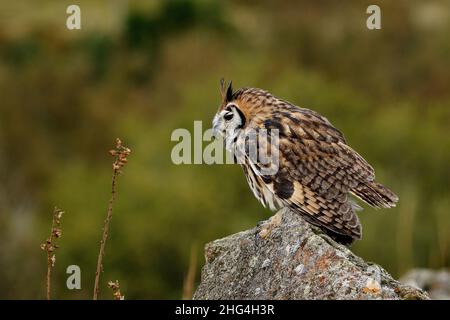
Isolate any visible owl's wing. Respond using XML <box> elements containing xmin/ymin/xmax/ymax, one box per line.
<box><xmin>246</xmin><ymin>108</ymin><xmax>376</xmax><ymax>242</ymax></box>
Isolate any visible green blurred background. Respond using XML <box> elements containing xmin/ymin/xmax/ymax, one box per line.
<box><xmin>0</xmin><ymin>0</ymin><xmax>449</xmax><ymax>299</ymax></box>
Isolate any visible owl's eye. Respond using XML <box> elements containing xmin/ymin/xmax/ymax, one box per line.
<box><xmin>224</xmin><ymin>112</ymin><xmax>234</xmax><ymax>121</ymax></box>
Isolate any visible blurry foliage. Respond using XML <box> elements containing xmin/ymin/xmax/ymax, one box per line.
<box><xmin>0</xmin><ymin>0</ymin><xmax>449</xmax><ymax>299</ymax></box>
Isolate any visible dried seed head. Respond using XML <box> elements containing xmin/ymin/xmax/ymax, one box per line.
<box><xmin>50</xmin><ymin>254</ymin><xmax>56</xmax><ymax>267</ymax></box>
<box><xmin>53</xmin><ymin>228</ymin><xmax>62</xmax><ymax>238</ymax></box>
<box><xmin>42</xmin><ymin>207</ymin><xmax>64</xmax><ymax>271</ymax></box>
<box><xmin>108</xmin><ymin>280</ymin><xmax>124</xmax><ymax>300</ymax></box>
<box><xmin>109</xmin><ymin>138</ymin><xmax>132</xmax><ymax>172</ymax></box>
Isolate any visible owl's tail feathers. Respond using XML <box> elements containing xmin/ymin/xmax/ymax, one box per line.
<box><xmin>352</xmin><ymin>181</ymin><xmax>399</xmax><ymax>209</ymax></box>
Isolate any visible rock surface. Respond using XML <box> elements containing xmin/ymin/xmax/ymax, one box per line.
<box><xmin>194</xmin><ymin>208</ymin><xmax>429</xmax><ymax>300</ymax></box>
<box><xmin>400</xmin><ymin>269</ymin><xmax>450</xmax><ymax>300</ymax></box>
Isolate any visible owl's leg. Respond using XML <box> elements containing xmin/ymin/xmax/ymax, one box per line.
<box><xmin>258</xmin><ymin>208</ymin><xmax>286</xmax><ymax>239</ymax></box>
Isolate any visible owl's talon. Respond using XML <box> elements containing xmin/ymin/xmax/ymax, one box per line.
<box><xmin>258</xmin><ymin>210</ymin><xmax>284</xmax><ymax>239</ymax></box>
<box><xmin>258</xmin><ymin>227</ymin><xmax>270</xmax><ymax>239</ymax></box>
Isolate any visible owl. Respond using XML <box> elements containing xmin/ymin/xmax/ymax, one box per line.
<box><xmin>212</xmin><ymin>80</ymin><xmax>399</xmax><ymax>245</ymax></box>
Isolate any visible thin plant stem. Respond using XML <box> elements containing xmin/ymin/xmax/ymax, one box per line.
<box><xmin>46</xmin><ymin>217</ymin><xmax>55</xmax><ymax>300</ymax></box>
<box><xmin>93</xmin><ymin>138</ymin><xmax>131</xmax><ymax>300</ymax></box>
<box><xmin>93</xmin><ymin>169</ymin><xmax>118</xmax><ymax>300</ymax></box>
<box><xmin>182</xmin><ymin>245</ymin><xmax>198</xmax><ymax>300</ymax></box>
<box><xmin>41</xmin><ymin>207</ymin><xmax>64</xmax><ymax>300</ymax></box>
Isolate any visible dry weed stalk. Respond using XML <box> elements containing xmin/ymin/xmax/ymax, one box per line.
<box><xmin>108</xmin><ymin>280</ymin><xmax>125</xmax><ymax>300</ymax></box>
<box><xmin>182</xmin><ymin>245</ymin><xmax>198</xmax><ymax>300</ymax></box>
<box><xmin>93</xmin><ymin>138</ymin><xmax>131</xmax><ymax>300</ymax></box>
<box><xmin>41</xmin><ymin>207</ymin><xmax>64</xmax><ymax>300</ymax></box>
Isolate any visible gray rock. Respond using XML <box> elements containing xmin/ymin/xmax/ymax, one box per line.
<box><xmin>400</xmin><ymin>269</ymin><xmax>450</xmax><ymax>300</ymax></box>
<box><xmin>194</xmin><ymin>208</ymin><xmax>429</xmax><ymax>300</ymax></box>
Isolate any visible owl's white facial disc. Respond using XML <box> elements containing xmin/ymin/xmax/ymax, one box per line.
<box><xmin>212</xmin><ymin>104</ymin><xmax>245</xmax><ymax>150</ymax></box>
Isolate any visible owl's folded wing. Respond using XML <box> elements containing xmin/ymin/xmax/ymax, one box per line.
<box><xmin>244</xmin><ymin>109</ymin><xmax>378</xmax><ymax>242</ymax></box>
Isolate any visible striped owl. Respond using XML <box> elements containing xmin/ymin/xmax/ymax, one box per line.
<box><xmin>212</xmin><ymin>80</ymin><xmax>398</xmax><ymax>245</ymax></box>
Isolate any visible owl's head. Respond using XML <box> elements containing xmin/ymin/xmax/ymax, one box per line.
<box><xmin>212</xmin><ymin>79</ymin><xmax>247</xmax><ymax>142</ymax></box>
<box><xmin>212</xmin><ymin>79</ymin><xmax>277</xmax><ymax>145</ymax></box>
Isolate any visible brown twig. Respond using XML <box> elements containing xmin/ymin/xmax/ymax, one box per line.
<box><xmin>182</xmin><ymin>245</ymin><xmax>198</xmax><ymax>300</ymax></box>
<box><xmin>108</xmin><ymin>280</ymin><xmax>125</xmax><ymax>300</ymax></box>
<box><xmin>41</xmin><ymin>207</ymin><xmax>64</xmax><ymax>300</ymax></box>
<box><xmin>93</xmin><ymin>138</ymin><xmax>131</xmax><ymax>300</ymax></box>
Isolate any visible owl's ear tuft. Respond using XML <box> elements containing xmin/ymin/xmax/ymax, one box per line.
<box><xmin>220</xmin><ymin>78</ymin><xmax>233</xmax><ymax>103</ymax></box>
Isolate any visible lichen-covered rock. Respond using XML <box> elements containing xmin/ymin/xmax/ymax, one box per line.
<box><xmin>400</xmin><ymin>269</ymin><xmax>450</xmax><ymax>300</ymax></box>
<box><xmin>194</xmin><ymin>208</ymin><xmax>429</xmax><ymax>300</ymax></box>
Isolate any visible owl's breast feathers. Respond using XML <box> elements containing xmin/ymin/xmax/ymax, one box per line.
<box><xmin>233</xmin><ymin>92</ymin><xmax>398</xmax><ymax>244</ymax></box>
